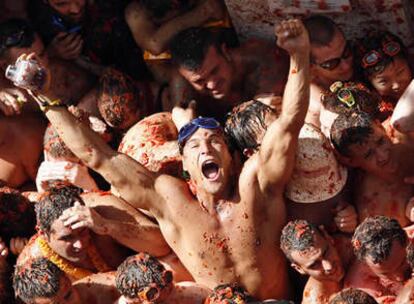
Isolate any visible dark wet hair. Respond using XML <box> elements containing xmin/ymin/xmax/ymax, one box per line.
<box><xmin>36</xmin><ymin>185</ymin><xmax>84</xmax><ymax>234</ymax></box>
<box><xmin>115</xmin><ymin>253</ymin><xmax>173</xmax><ymax>300</ymax></box>
<box><xmin>0</xmin><ymin>187</ymin><xmax>36</xmax><ymax>241</ymax></box>
<box><xmin>280</xmin><ymin>220</ymin><xmax>321</xmax><ymax>262</ymax></box>
<box><xmin>0</xmin><ymin>19</ymin><xmax>35</xmax><ymax>57</ymax></box>
<box><xmin>329</xmin><ymin>288</ymin><xmax>378</xmax><ymax>304</ymax></box>
<box><xmin>13</xmin><ymin>258</ymin><xmax>64</xmax><ymax>303</ymax></box>
<box><xmin>321</xmin><ymin>82</ymin><xmax>380</xmax><ymax>116</ymax></box>
<box><xmin>142</xmin><ymin>0</ymin><xmax>191</xmax><ymax>19</ymax></box>
<box><xmin>303</xmin><ymin>15</ymin><xmax>339</xmax><ymax>61</ymax></box>
<box><xmin>43</xmin><ymin>124</ymin><xmax>78</xmax><ymax>162</ymax></box>
<box><xmin>205</xmin><ymin>283</ymin><xmax>255</xmax><ymax>304</ymax></box>
<box><xmin>330</xmin><ymin>111</ymin><xmax>374</xmax><ymax>157</ymax></box>
<box><xmin>225</xmin><ymin>100</ymin><xmax>276</xmax><ymax>153</ymax></box>
<box><xmin>352</xmin><ymin>216</ymin><xmax>407</xmax><ymax>264</ymax></box>
<box><xmin>355</xmin><ymin>31</ymin><xmax>408</xmax><ymax>77</ymax></box>
<box><xmin>97</xmin><ymin>68</ymin><xmax>142</xmax><ymax>130</ymax></box>
<box><xmin>170</xmin><ymin>27</ymin><xmax>222</xmax><ymax>71</ymax></box>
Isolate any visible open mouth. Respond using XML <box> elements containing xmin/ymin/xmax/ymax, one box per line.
<box><xmin>202</xmin><ymin>160</ymin><xmax>220</xmax><ymax>180</ymax></box>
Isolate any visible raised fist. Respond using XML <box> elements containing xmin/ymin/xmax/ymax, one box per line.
<box><xmin>275</xmin><ymin>19</ymin><xmax>310</xmax><ymax>55</ymax></box>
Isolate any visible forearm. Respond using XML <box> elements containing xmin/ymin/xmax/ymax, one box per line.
<box><xmin>391</xmin><ymin>79</ymin><xmax>414</xmax><ymax>133</ymax></box>
<box><xmin>101</xmin><ymin>220</ymin><xmax>170</xmax><ymax>257</ymax></box>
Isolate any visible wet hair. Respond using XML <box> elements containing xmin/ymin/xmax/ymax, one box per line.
<box><xmin>303</xmin><ymin>15</ymin><xmax>339</xmax><ymax>61</ymax></box>
<box><xmin>0</xmin><ymin>187</ymin><xmax>36</xmax><ymax>240</ymax></box>
<box><xmin>0</xmin><ymin>19</ymin><xmax>35</xmax><ymax>57</ymax></box>
<box><xmin>13</xmin><ymin>258</ymin><xmax>64</xmax><ymax>303</ymax></box>
<box><xmin>225</xmin><ymin>100</ymin><xmax>276</xmax><ymax>152</ymax></box>
<box><xmin>352</xmin><ymin>216</ymin><xmax>407</xmax><ymax>264</ymax></box>
<box><xmin>329</xmin><ymin>288</ymin><xmax>377</xmax><ymax>304</ymax></box>
<box><xmin>321</xmin><ymin>82</ymin><xmax>380</xmax><ymax>116</ymax></box>
<box><xmin>355</xmin><ymin>31</ymin><xmax>408</xmax><ymax>77</ymax></box>
<box><xmin>115</xmin><ymin>253</ymin><xmax>173</xmax><ymax>300</ymax></box>
<box><xmin>36</xmin><ymin>185</ymin><xmax>84</xmax><ymax>234</ymax></box>
<box><xmin>142</xmin><ymin>0</ymin><xmax>190</xmax><ymax>19</ymax></box>
<box><xmin>205</xmin><ymin>283</ymin><xmax>255</xmax><ymax>303</ymax></box>
<box><xmin>43</xmin><ymin>124</ymin><xmax>78</xmax><ymax>162</ymax></box>
<box><xmin>407</xmin><ymin>241</ymin><xmax>414</xmax><ymax>271</ymax></box>
<box><xmin>330</xmin><ymin>111</ymin><xmax>374</xmax><ymax>157</ymax></box>
<box><xmin>170</xmin><ymin>27</ymin><xmax>222</xmax><ymax>71</ymax></box>
<box><xmin>97</xmin><ymin>68</ymin><xmax>142</xmax><ymax>130</ymax></box>
<box><xmin>280</xmin><ymin>220</ymin><xmax>322</xmax><ymax>262</ymax></box>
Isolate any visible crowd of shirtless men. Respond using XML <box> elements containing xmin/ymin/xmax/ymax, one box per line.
<box><xmin>0</xmin><ymin>0</ymin><xmax>414</xmax><ymax>303</ymax></box>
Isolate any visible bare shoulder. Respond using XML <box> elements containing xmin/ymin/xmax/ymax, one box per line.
<box><xmin>302</xmin><ymin>277</ymin><xmax>335</xmax><ymax>304</ymax></box>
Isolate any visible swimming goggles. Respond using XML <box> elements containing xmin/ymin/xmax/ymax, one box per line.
<box><xmin>361</xmin><ymin>40</ymin><xmax>401</xmax><ymax>69</ymax></box>
<box><xmin>178</xmin><ymin>117</ymin><xmax>221</xmax><ymax>148</ymax></box>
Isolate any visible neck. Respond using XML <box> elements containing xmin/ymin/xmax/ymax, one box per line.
<box><xmin>195</xmin><ymin>185</ymin><xmax>233</xmax><ymax>214</ymax></box>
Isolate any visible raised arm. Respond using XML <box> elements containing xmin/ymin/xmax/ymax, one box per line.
<box><xmin>125</xmin><ymin>0</ymin><xmax>224</xmax><ymax>55</ymax></box>
<box><xmin>258</xmin><ymin>19</ymin><xmax>310</xmax><ymax>192</ymax></box>
<box><xmin>391</xmin><ymin>79</ymin><xmax>414</xmax><ymax>133</ymax></box>
<box><xmin>9</xmin><ymin>54</ymin><xmax>162</xmax><ymax>213</ymax></box>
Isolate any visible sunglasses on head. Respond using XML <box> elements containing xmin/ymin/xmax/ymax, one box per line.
<box><xmin>178</xmin><ymin>117</ymin><xmax>221</xmax><ymax>147</ymax></box>
<box><xmin>313</xmin><ymin>41</ymin><xmax>352</xmax><ymax>70</ymax></box>
<box><xmin>361</xmin><ymin>40</ymin><xmax>401</xmax><ymax>69</ymax></box>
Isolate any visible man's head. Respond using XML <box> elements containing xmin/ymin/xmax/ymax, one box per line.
<box><xmin>44</xmin><ymin>124</ymin><xmax>79</xmax><ymax>163</ymax></box>
<box><xmin>36</xmin><ymin>185</ymin><xmax>91</xmax><ymax>264</ymax></box>
<box><xmin>97</xmin><ymin>68</ymin><xmax>144</xmax><ymax>130</ymax></box>
<box><xmin>179</xmin><ymin>117</ymin><xmax>234</xmax><ymax>197</ymax></box>
<box><xmin>45</xmin><ymin>0</ymin><xmax>86</xmax><ymax>24</ymax></box>
<box><xmin>171</xmin><ymin>27</ymin><xmax>235</xmax><ymax>100</ymax></box>
<box><xmin>204</xmin><ymin>283</ymin><xmax>255</xmax><ymax>304</ymax></box>
<box><xmin>0</xmin><ymin>19</ymin><xmax>48</xmax><ymax>69</ymax></box>
<box><xmin>356</xmin><ymin>31</ymin><xmax>412</xmax><ymax>100</ymax></box>
<box><xmin>330</xmin><ymin>111</ymin><xmax>398</xmax><ymax>179</ymax></box>
<box><xmin>352</xmin><ymin>216</ymin><xmax>408</xmax><ymax>280</ymax></box>
<box><xmin>225</xmin><ymin>99</ymin><xmax>279</xmax><ymax>157</ymax></box>
<box><xmin>115</xmin><ymin>253</ymin><xmax>173</xmax><ymax>304</ymax></box>
<box><xmin>280</xmin><ymin>220</ymin><xmax>344</xmax><ymax>282</ymax></box>
<box><xmin>304</xmin><ymin>15</ymin><xmax>353</xmax><ymax>87</ymax></box>
<box><xmin>13</xmin><ymin>258</ymin><xmax>80</xmax><ymax>304</ymax></box>
<box><xmin>329</xmin><ymin>288</ymin><xmax>377</xmax><ymax>304</ymax></box>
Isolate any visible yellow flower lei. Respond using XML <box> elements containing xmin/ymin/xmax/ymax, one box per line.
<box><xmin>36</xmin><ymin>236</ymin><xmax>110</xmax><ymax>280</ymax></box>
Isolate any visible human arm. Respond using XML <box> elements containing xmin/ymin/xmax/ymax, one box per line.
<box><xmin>257</xmin><ymin>19</ymin><xmax>310</xmax><ymax>191</ymax></box>
<box><xmin>125</xmin><ymin>0</ymin><xmax>224</xmax><ymax>55</ymax></box>
<box><xmin>391</xmin><ymin>79</ymin><xmax>414</xmax><ymax>133</ymax></box>
<box><xmin>333</xmin><ymin>201</ymin><xmax>358</xmax><ymax>234</ymax></box>
<box><xmin>60</xmin><ymin>197</ymin><xmax>170</xmax><ymax>257</ymax></box>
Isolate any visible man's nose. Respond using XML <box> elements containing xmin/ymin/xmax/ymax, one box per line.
<box><xmin>70</xmin><ymin>3</ymin><xmax>82</xmax><ymax>14</ymax></box>
<box><xmin>392</xmin><ymin>82</ymin><xmax>400</xmax><ymax>91</ymax></box>
<box><xmin>206</xmin><ymin>79</ymin><xmax>217</xmax><ymax>91</ymax></box>
<box><xmin>72</xmin><ymin>239</ymin><xmax>83</xmax><ymax>250</ymax></box>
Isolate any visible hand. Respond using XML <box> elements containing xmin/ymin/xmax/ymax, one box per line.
<box><xmin>334</xmin><ymin>201</ymin><xmax>358</xmax><ymax>233</ymax></box>
<box><xmin>275</xmin><ymin>19</ymin><xmax>310</xmax><ymax>55</ymax></box>
<box><xmin>9</xmin><ymin>237</ymin><xmax>28</xmax><ymax>255</ymax></box>
<box><xmin>59</xmin><ymin>202</ymin><xmax>108</xmax><ymax>235</ymax></box>
<box><xmin>0</xmin><ymin>87</ymin><xmax>27</xmax><ymax>116</ymax></box>
<box><xmin>0</xmin><ymin>239</ymin><xmax>8</xmax><ymax>259</ymax></box>
<box><xmin>48</xmin><ymin>32</ymin><xmax>83</xmax><ymax>60</ymax></box>
<box><xmin>199</xmin><ymin>0</ymin><xmax>225</xmax><ymax>21</ymax></box>
<box><xmin>172</xmin><ymin>100</ymin><xmax>196</xmax><ymax>130</ymax></box>
<box><xmin>406</xmin><ymin>197</ymin><xmax>414</xmax><ymax>222</ymax></box>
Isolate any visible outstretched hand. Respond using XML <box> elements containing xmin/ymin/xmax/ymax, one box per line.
<box><xmin>172</xmin><ymin>100</ymin><xmax>197</xmax><ymax>130</ymax></box>
<box><xmin>0</xmin><ymin>87</ymin><xmax>27</xmax><ymax>116</ymax></box>
<box><xmin>334</xmin><ymin>201</ymin><xmax>358</xmax><ymax>234</ymax></box>
<box><xmin>275</xmin><ymin>19</ymin><xmax>310</xmax><ymax>55</ymax></box>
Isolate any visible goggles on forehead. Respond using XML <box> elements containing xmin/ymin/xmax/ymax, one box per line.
<box><xmin>178</xmin><ymin>117</ymin><xmax>221</xmax><ymax>148</ymax></box>
<box><xmin>361</xmin><ymin>40</ymin><xmax>401</xmax><ymax>69</ymax></box>
<box><xmin>329</xmin><ymin>81</ymin><xmax>356</xmax><ymax>108</ymax></box>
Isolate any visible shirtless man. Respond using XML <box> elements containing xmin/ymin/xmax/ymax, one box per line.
<box><xmin>13</xmin><ymin>257</ymin><xmax>120</xmax><ymax>304</ymax></box>
<box><xmin>345</xmin><ymin>216</ymin><xmax>411</xmax><ymax>303</ymax></box>
<box><xmin>280</xmin><ymin>220</ymin><xmax>353</xmax><ymax>304</ymax></box>
<box><xmin>0</xmin><ymin>18</ymin><xmax>96</xmax><ymax>115</ymax></box>
<box><xmin>329</xmin><ymin>288</ymin><xmax>378</xmax><ymax>304</ymax></box>
<box><xmin>169</xmin><ymin>25</ymin><xmax>289</xmax><ymax>106</ymax></box>
<box><xmin>330</xmin><ymin>111</ymin><xmax>414</xmax><ymax>226</ymax></box>
<box><xmin>15</xmin><ymin>19</ymin><xmax>310</xmax><ymax>299</ymax></box>
<box><xmin>303</xmin><ymin>15</ymin><xmax>354</xmax><ymax>127</ymax></box>
<box><xmin>18</xmin><ymin>185</ymin><xmax>170</xmax><ymax>282</ymax></box>
<box><xmin>115</xmin><ymin>253</ymin><xmax>210</xmax><ymax>304</ymax></box>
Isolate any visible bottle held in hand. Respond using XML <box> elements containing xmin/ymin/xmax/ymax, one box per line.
<box><xmin>5</xmin><ymin>59</ymin><xmax>47</xmax><ymax>92</ymax></box>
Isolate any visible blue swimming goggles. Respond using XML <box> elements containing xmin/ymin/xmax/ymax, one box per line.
<box><xmin>178</xmin><ymin>117</ymin><xmax>221</xmax><ymax>148</ymax></box>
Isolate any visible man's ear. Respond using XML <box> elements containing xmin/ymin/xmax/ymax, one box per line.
<box><xmin>243</xmin><ymin>148</ymin><xmax>255</xmax><ymax>158</ymax></box>
<box><xmin>333</xmin><ymin>149</ymin><xmax>358</xmax><ymax>168</ymax></box>
<box><xmin>291</xmin><ymin>262</ymin><xmax>306</xmax><ymax>275</ymax></box>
